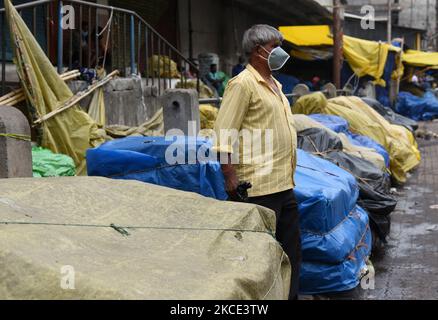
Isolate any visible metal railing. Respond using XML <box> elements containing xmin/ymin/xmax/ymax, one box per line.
<box><xmin>0</xmin><ymin>0</ymin><xmax>199</xmax><ymax>96</ymax></box>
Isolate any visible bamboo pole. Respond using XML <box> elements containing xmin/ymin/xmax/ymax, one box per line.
<box><xmin>0</xmin><ymin>70</ymin><xmax>81</xmax><ymax>106</ymax></box>
<box><xmin>34</xmin><ymin>70</ymin><xmax>119</xmax><ymax>125</ymax></box>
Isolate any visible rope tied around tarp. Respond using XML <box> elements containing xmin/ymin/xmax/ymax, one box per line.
<box><xmin>0</xmin><ymin>133</ymin><xmax>31</xmax><ymax>141</ymax></box>
<box><xmin>0</xmin><ymin>221</ymin><xmax>276</xmax><ymax>239</ymax></box>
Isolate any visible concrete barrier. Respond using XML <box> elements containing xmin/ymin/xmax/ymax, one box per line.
<box><xmin>162</xmin><ymin>89</ymin><xmax>200</xmax><ymax>135</ymax></box>
<box><xmin>0</xmin><ymin>106</ymin><xmax>32</xmax><ymax>178</ymax></box>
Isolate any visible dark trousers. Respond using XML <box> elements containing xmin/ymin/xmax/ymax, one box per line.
<box><xmin>248</xmin><ymin>189</ymin><xmax>301</xmax><ymax>300</ymax></box>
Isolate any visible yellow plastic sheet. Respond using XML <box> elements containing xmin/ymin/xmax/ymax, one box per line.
<box><xmin>343</xmin><ymin>36</ymin><xmax>390</xmax><ymax>86</ymax></box>
<box><xmin>88</xmin><ymin>88</ymin><xmax>106</xmax><ymax>127</ymax></box>
<box><xmin>5</xmin><ymin>0</ymin><xmax>105</xmax><ymax>175</ymax></box>
<box><xmin>279</xmin><ymin>25</ymin><xmax>333</xmax><ymax>46</ymax></box>
<box><xmin>148</xmin><ymin>55</ymin><xmax>181</xmax><ymax>78</ymax></box>
<box><xmin>402</xmin><ymin>50</ymin><xmax>438</xmax><ymax>68</ymax></box>
<box><xmin>280</xmin><ymin>25</ymin><xmax>401</xmax><ymax>84</ymax></box>
<box><xmin>293</xmin><ymin>93</ymin><xmax>420</xmax><ymax>183</ymax></box>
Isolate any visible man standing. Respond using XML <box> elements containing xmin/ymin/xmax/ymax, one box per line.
<box><xmin>213</xmin><ymin>25</ymin><xmax>301</xmax><ymax>299</ymax></box>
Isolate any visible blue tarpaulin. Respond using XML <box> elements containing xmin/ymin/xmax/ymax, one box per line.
<box><xmin>300</xmin><ymin>219</ymin><xmax>371</xmax><ymax>295</ymax></box>
<box><xmin>86</xmin><ymin>136</ymin><xmax>228</xmax><ymax>200</ymax></box>
<box><xmin>396</xmin><ymin>91</ymin><xmax>438</xmax><ymax>121</ymax></box>
<box><xmin>295</xmin><ymin>149</ymin><xmax>371</xmax><ymax>294</ymax></box>
<box><xmin>309</xmin><ymin>114</ymin><xmax>390</xmax><ymax>168</ymax></box>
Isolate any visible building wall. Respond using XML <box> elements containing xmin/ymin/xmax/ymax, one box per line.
<box><xmin>330</xmin><ymin>0</ymin><xmax>437</xmax><ymax>49</ymax></box>
<box><xmin>178</xmin><ymin>0</ymin><xmax>300</xmax><ymax>75</ymax></box>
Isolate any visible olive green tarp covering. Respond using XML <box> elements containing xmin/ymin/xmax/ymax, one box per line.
<box><xmin>32</xmin><ymin>146</ymin><xmax>76</xmax><ymax>177</ymax></box>
<box><xmin>293</xmin><ymin>93</ymin><xmax>421</xmax><ymax>183</ymax></box>
<box><xmin>5</xmin><ymin>0</ymin><xmax>105</xmax><ymax>175</ymax></box>
<box><xmin>0</xmin><ymin>177</ymin><xmax>290</xmax><ymax>300</ymax></box>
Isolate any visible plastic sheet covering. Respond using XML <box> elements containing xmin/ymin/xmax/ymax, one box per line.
<box><xmin>396</xmin><ymin>91</ymin><xmax>438</xmax><ymax>121</ymax></box>
<box><xmin>279</xmin><ymin>25</ymin><xmax>333</xmax><ymax>47</ymax></box>
<box><xmin>294</xmin><ymin>149</ymin><xmax>371</xmax><ymax>294</ymax></box>
<box><xmin>361</xmin><ymin>97</ymin><xmax>418</xmax><ymax>131</ymax></box>
<box><xmin>86</xmin><ymin>136</ymin><xmax>228</xmax><ymax>200</ymax></box>
<box><xmin>176</xmin><ymin>79</ymin><xmax>215</xmax><ymax>99</ymax></box>
<box><xmin>297</xmin><ymin>128</ymin><xmax>396</xmax><ymax>241</ymax></box>
<box><xmin>105</xmin><ymin>108</ymin><xmax>164</xmax><ymax>138</ymax></box>
<box><xmin>4</xmin><ymin>0</ymin><xmax>106</xmax><ymax>175</ymax></box>
<box><xmin>295</xmin><ymin>149</ymin><xmax>358</xmax><ymax>235</ymax></box>
<box><xmin>294</xmin><ymin>114</ymin><xmax>387</xmax><ymax>171</ymax></box>
<box><xmin>200</xmin><ymin>104</ymin><xmax>219</xmax><ymax>130</ymax></box>
<box><xmin>308</xmin><ymin>114</ymin><xmax>390</xmax><ymax>169</ymax></box>
<box><xmin>300</xmin><ymin>219</ymin><xmax>371</xmax><ymax>295</ymax></box>
<box><xmin>87</xmin><ymin>88</ymin><xmax>106</xmax><ymax>127</ymax></box>
<box><xmin>148</xmin><ymin>55</ymin><xmax>181</xmax><ymax>78</ymax></box>
<box><xmin>32</xmin><ymin>146</ymin><xmax>76</xmax><ymax>177</ymax></box>
<box><xmin>293</xmin><ymin>93</ymin><xmax>420</xmax><ymax>183</ymax></box>
<box><xmin>342</xmin><ymin>36</ymin><xmax>392</xmax><ymax>86</ymax></box>
<box><xmin>402</xmin><ymin>49</ymin><xmax>438</xmax><ymax>67</ymax></box>
<box><xmin>0</xmin><ymin>177</ymin><xmax>290</xmax><ymax>300</ymax></box>
<box><xmin>330</xmin><ymin>96</ymin><xmax>421</xmax><ymax>171</ymax></box>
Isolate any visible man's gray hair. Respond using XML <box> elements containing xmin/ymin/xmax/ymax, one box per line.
<box><xmin>242</xmin><ymin>24</ymin><xmax>284</xmax><ymax>57</ymax></box>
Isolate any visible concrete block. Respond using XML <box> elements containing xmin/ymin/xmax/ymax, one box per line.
<box><xmin>0</xmin><ymin>106</ymin><xmax>33</xmax><ymax>178</ymax></box>
<box><xmin>162</xmin><ymin>89</ymin><xmax>200</xmax><ymax>135</ymax></box>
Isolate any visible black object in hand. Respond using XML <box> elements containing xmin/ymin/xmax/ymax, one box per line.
<box><xmin>229</xmin><ymin>181</ymin><xmax>252</xmax><ymax>202</ymax></box>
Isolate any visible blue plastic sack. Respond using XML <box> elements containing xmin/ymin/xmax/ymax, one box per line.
<box><xmin>396</xmin><ymin>91</ymin><xmax>438</xmax><ymax>121</ymax></box>
<box><xmin>308</xmin><ymin>114</ymin><xmax>350</xmax><ymax>133</ymax></box>
<box><xmin>309</xmin><ymin>114</ymin><xmax>390</xmax><ymax>168</ymax></box>
<box><xmin>300</xmin><ymin>219</ymin><xmax>372</xmax><ymax>295</ymax></box>
<box><xmin>86</xmin><ymin>136</ymin><xmax>228</xmax><ymax>200</ymax></box>
<box><xmin>294</xmin><ymin>149</ymin><xmax>358</xmax><ymax>234</ymax></box>
<box><xmin>300</xmin><ymin>205</ymin><xmax>369</xmax><ymax>264</ymax></box>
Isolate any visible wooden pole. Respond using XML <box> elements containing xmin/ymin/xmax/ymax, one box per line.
<box><xmin>33</xmin><ymin>70</ymin><xmax>119</xmax><ymax>125</ymax></box>
<box><xmin>333</xmin><ymin>0</ymin><xmax>344</xmax><ymax>89</ymax></box>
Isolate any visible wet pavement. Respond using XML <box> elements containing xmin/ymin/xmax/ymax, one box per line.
<box><xmin>356</xmin><ymin>121</ymin><xmax>438</xmax><ymax>300</ymax></box>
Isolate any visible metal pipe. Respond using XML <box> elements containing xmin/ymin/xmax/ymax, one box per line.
<box><xmin>1</xmin><ymin>13</ymin><xmax>6</xmax><ymax>96</ymax></box>
<box><xmin>95</xmin><ymin>7</ymin><xmax>99</xmax><ymax>68</ymax></box>
<box><xmin>158</xmin><ymin>37</ymin><xmax>161</xmax><ymax>95</ymax></box>
<box><xmin>130</xmin><ymin>14</ymin><xmax>136</xmax><ymax>75</ymax></box>
<box><xmin>138</xmin><ymin>20</ymin><xmax>141</xmax><ymax>75</ymax></box>
<box><xmin>69</xmin><ymin>4</ymin><xmax>73</xmax><ymax>69</ymax></box>
<box><xmin>145</xmin><ymin>27</ymin><xmax>149</xmax><ymax>85</ymax></box>
<box><xmin>79</xmin><ymin>5</ymin><xmax>82</xmax><ymax>67</ymax></box>
<box><xmin>57</xmin><ymin>0</ymin><xmax>63</xmax><ymax>74</ymax></box>
<box><xmin>123</xmin><ymin>13</ymin><xmax>126</xmax><ymax>76</ymax></box>
<box><xmin>88</xmin><ymin>6</ymin><xmax>91</xmax><ymax>68</ymax></box>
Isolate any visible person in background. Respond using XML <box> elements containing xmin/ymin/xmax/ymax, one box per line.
<box><xmin>213</xmin><ymin>24</ymin><xmax>300</xmax><ymax>300</ymax></box>
<box><xmin>206</xmin><ymin>64</ymin><xmax>226</xmax><ymax>96</ymax></box>
<box><xmin>311</xmin><ymin>76</ymin><xmax>321</xmax><ymax>91</ymax></box>
<box><xmin>232</xmin><ymin>56</ymin><xmax>246</xmax><ymax>77</ymax></box>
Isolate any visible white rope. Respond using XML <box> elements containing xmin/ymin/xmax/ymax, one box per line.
<box><xmin>96</xmin><ymin>7</ymin><xmax>114</xmax><ymax>69</ymax></box>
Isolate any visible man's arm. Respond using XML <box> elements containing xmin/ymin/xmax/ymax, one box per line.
<box><xmin>220</xmin><ymin>154</ymin><xmax>239</xmax><ymax>198</ymax></box>
<box><xmin>213</xmin><ymin>80</ymin><xmax>251</xmax><ymax>197</ymax></box>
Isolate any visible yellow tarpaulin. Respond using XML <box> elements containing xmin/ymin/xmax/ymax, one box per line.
<box><xmin>293</xmin><ymin>93</ymin><xmax>420</xmax><ymax>183</ymax></box>
<box><xmin>402</xmin><ymin>50</ymin><xmax>438</xmax><ymax>68</ymax></box>
<box><xmin>280</xmin><ymin>26</ymin><xmax>401</xmax><ymax>85</ymax></box>
<box><xmin>279</xmin><ymin>25</ymin><xmax>333</xmax><ymax>47</ymax></box>
<box><xmin>5</xmin><ymin>0</ymin><xmax>105</xmax><ymax>175</ymax></box>
<box><xmin>343</xmin><ymin>36</ymin><xmax>390</xmax><ymax>86</ymax></box>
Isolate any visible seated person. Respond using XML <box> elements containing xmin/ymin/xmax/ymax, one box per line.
<box><xmin>205</xmin><ymin>64</ymin><xmax>226</xmax><ymax>96</ymax></box>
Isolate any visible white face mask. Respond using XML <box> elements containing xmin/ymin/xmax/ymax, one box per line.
<box><xmin>259</xmin><ymin>45</ymin><xmax>291</xmax><ymax>71</ymax></box>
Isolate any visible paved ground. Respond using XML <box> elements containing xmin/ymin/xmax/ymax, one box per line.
<box><xmin>356</xmin><ymin>121</ymin><xmax>438</xmax><ymax>300</ymax></box>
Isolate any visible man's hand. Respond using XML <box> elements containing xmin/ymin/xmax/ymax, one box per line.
<box><xmin>221</xmin><ymin>154</ymin><xmax>239</xmax><ymax>199</ymax></box>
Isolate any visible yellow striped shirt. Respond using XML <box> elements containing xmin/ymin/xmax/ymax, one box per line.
<box><xmin>213</xmin><ymin>64</ymin><xmax>297</xmax><ymax>197</ymax></box>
